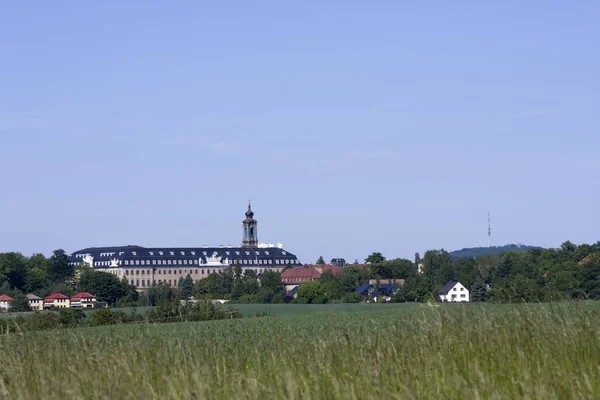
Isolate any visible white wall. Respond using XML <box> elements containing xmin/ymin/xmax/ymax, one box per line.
<box><xmin>441</xmin><ymin>282</ymin><xmax>470</xmax><ymax>302</ymax></box>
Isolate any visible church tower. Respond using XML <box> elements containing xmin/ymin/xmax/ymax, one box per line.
<box><xmin>242</xmin><ymin>202</ymin><xmax>258</xmax><ymax>247</ymax></box>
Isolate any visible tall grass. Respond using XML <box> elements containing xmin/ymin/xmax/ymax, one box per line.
<box><xmin>1</xmin><ymin>302</ymin><xmax>599</xmax><ymax>399</ymax></box>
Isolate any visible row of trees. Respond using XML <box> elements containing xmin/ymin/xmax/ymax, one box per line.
<box><xmin>2</xmin><ymin>240</ymin><xmax>600</xmax><ymax>308</ymax></box>
<box><xmin>294</xmin><ymin>241</ymin><xmax>600</xmax><ymax>304</ymax></box>
<box><xmin>0</xmin><ymin>250</ymin><xmax>141</xmax><ymax>311</ymax></box>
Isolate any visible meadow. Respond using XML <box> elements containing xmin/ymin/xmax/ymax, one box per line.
<box><xmin>1</xmin><ymin>302</ymin><xmax>600</xmax><ymax>399</ymax></box>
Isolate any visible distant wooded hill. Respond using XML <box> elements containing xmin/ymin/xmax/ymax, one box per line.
<box><xmin>449</xmin><ymin>244</ymin><xmax>542</xmax><ymax>259</ymax></box>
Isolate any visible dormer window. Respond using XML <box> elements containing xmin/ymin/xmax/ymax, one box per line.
<box><xmin>191</xmin><ymin>251</ymin><xmax>195</xmax><ymax>256</ymax></box>
<box><xmin>203</xmin><ymin>251</ymin><xmax>207</xmax><ymax>256</ymax></box>
<box><xmin>265</xmin><ymin>251</ymin><xmax>269</xmax><ymax>255</ymax></box>
<box><xmin>235</xmin><ymin>251</ymin><xmax>240</xmax><ymax>255</ymax></box>
<box><xmin>255</xmin><ymin>251</ymin><xmax>260</xmax><ymax>255</ymax></box>
<box><xmin>159</xmin><ymin>251</ymin><xmax>163</xmax><ymax>255</ymax></box>
<box><xmin>149</xmin><ymin>252</ymin><xmax>154</xmax><ymax>256</ymax></box>
<box><xmin>245</xmin><ymin>251</ymin><xmax>250</xmax><ymax>255</ymax></box>
<box><xmin>225</xmin><ymin>251</ymin><xmax>230</xmax><ymax>255</ymax></box>
<box><xmin>181</xmin><ymin>251</ymin><xmax>185</xmax><ymax>255</ymax></box>
<box><xmin>132</xmin><ymin>252</ymin><xmax>137</xmax><ymax>256</ymax></box>
<box><xmin>282</xmin><ymin>251</ymin><xmax>287</xmax><ymax>255</ymax></box>
<box><xmin>170</xmin><ymin>251</ymin><xmax>174</xmax><ymax>256</ymax></box>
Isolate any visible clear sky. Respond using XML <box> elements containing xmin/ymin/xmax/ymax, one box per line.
<box><xmin>1</xmin><ymin>1</ymin><xmax>599</xmax><ymax>263</ymax></box>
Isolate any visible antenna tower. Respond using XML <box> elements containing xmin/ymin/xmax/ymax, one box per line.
<box><xmin>487</xmin><ymin>212</ymin><xmax>491</xmax><ymax>248</ymax></box>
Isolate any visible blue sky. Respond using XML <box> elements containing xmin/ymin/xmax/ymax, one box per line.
<box><xmin>1</xmin><ymin>1</ymin><xmax>599</xmax><ymax>263</ymax></box>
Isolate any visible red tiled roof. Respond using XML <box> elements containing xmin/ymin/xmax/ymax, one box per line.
<box><xmin>70</xmin><ymin>292</ymin><xmax>96</xmax><ymax>301</ymax></box>
<box><xmin>44</xmin><ymin>293</ymin><xmax>69</xmax><ymax>303</ymax></box>
<box><xmin>0</xmin><ymin>295</ymin><xmax>14</xmax><ymax>302</ymax></box>
<box><xmin>281</xmin><ymin>265</ymin><xmax>343</xmax><ymax>283</ymax></box>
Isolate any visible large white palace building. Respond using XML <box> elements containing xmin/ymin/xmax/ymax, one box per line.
<box><xmin>69</xmin><ymin>204</ymin><xmax>302</xmax><ymax>289</ymax></box>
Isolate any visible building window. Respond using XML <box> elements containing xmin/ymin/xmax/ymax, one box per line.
<box><xmin>126</xmin><ymin>270</ymin><xmax>129</xmax><ymax>275</ymax></box>
<box><xmin>152</xmin><ymin>260</ymin><xmax>156</xmax><ymax>265</ymax></box>
<box><xmin>460</xmin><ymin>288</ymin><xmax>464</xmax><ymax>291</ymax></box>
<box><xmin>453</xmin><ymin>288</ymin><xmax>457</xmax><ymax>291</ymax></box>
<box><xmin>202</xmin><ymin>270</ymin><xmax>205</xmax><ymax>275</ymax></box>
<box><xmin>461</xmin><ymin>294</ymin><xmax>466</xmax><ymax>298</ymax></box>
<box><xmin>191</xmin><ymin>252</ymin><xmax>195</xmax><ymax>256</ymax></box>
<box><xmin>158</xmin><ymin>270</ymin><xmax>161</xmax><ymax>275</ymax></box>
<box><xmin>179</xmin><ymin>270</ymin><xmax>182</xmax><ymax>275</ymax></box>
<box><xmin>184</xmin><ymin>260</ymin><xmax>188</xmax><ymax>265</ymax></box>
<box><xmin>168</xmin><ymin>260</ymin><xmax>171</xmax><ymax>265</ymax></box>
<box><xmin>170</xmin><ymin>252</ymin><xmax>174</xmax><ymax>256</ymax></box>
<box><xmin>142</xmin><ymin>280</ymin><xmax>145</xmax><ymax>287</ymax></box>
<box><xmin>136</xmin><ymin>280</ymin><xmax>139</xmax><ymax>286</ymax></box>
<box><xmin>136</xmin><ymin>270</ymin><xmax>139</xmax><ymax>275</ymax></box>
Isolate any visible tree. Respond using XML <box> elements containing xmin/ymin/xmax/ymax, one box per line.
<box><xmin>470</xmin><ymin>279</ymin><xmax>488</xmax><ymax>302</ymax></box>
<box><xmin>260</xmin><ymin>271</ymin><xmax>282</xmax><ymax>293</ymax></box>
<box><xmin>365</xmin><ymin>252</ymin><xmax>385</xmax><ymax>264</ymax></box>
<box><xmin>0</xmin><ymin>252</ymin><xmax>28</xmax><ymax>290</ymax></box>
<box><xmin>79</xmin><ymin>270</ymin><xmax>125</xmax><ymax>305</ymax></box>
<box><xmin>9</xmin><ymin>290</ymin><xmax>31</xmax><ymax>312</ymax></box>
<box><xmin>143</xmin><ymin>283</ymin><xmax>179</xmax><ymax>306</ymax></box>
<box><xmin>0</xmin><ymin>281</ymin><xmax>11</xmax><ymax>295</ymax></box>
<box><xmin>296</xmin><ymin>281</ymin><xmax>328</xmax><ymax>304</ymax></box>
<box><xmin>316</xmin><ymin>256</ymin><xmax>326</xmax><ymax>265</ymax></box>
<box><xmin>244</xmin><ymin>269</ymin><xmax>257</xmax><ymax>280</ymax></box>
<box><xmin>48</xmin><ymin>249</ymin><xmax>73</xmax><ymax>282</ymax></box>
<box><xmin>179</xmin><ymin>274</ymin><xmax>194</xmax><ymax>300</ymax></box>
<box><xmin>24</xmin><ymin>253</ymin><xmax>49</xmax><ymax>293</ymax></box>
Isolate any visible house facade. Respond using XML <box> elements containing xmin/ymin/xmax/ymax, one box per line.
<box><xmin>26</xmin><ymin>294</ymin><xmax>43</xmax><ymax>311</ymax></box>
<box><xmin>43</xmin><ymin>293</ymin><xmax>70</xmax><ymax>309</ymax></box>
<box><xmin>439</xmin><ymin>281</ymin><xmax>470</xmax><ymax>302</ymax></box>
<box><xmin>70</xmin><ymin>292</ymin><xmax>97</xmax><ymax>308</ymax></box>
<box><xmin>0</xmin><ymin>295</ymin><xmax>13</xmax><ymax>310</ymax></box>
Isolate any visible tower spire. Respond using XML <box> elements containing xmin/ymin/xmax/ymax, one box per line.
<box><xmin>242</xmin><ymin>202</ymin><xmax>258</xmax><ymax>247</ymax></box>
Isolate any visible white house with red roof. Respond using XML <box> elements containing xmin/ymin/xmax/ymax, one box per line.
<box><xmin>43</xmin><ymin>293</ymin><xmax>70</xmax><ymax>309</ymax></box>
<box><xmin>70</xmin><ymin>292</ymin><xmax>97</xmax><ymax>308</ymax></box>
<box><xmin>0</xmin><ymin>294</ymin><xmax>14</xmax><ymax>310</ymax></box>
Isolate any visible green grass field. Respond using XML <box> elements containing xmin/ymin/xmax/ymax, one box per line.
<box><xmin>1</xmin><ymin>302</ymin><xmax>600</xmax><ymax>399</ymax></box>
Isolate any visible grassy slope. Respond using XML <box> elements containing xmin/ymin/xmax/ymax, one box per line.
<box><xmin>1</xmin><ymin>302</ymin><xmax>600</xmax><ymax>399</ymax></box>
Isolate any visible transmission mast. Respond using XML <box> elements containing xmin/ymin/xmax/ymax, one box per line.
<box><xmin>488</xmin><ymin>212</ymin><xmax>492</xmax><ymax>248</ymax></box>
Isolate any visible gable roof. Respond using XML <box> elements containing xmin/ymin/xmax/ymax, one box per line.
<box><xmin>26</xmin><ymin>294</ymin><xmax>42</xmax><ymax>300</ymax></box>
<box><xmin>44</xmin><ymin>293</ymin><xmax>69</xmax><ymax>303</ymax></box>
<box><xmin>71</xmin><ymin>292</ymin><xmax>96</xmax><ymax>301</ymax></box>
<box><xmin>439</xmin><ymin>281</ymin><xmax>460</xmax><ymax>295</ymax></box>
<box><xmin>0</xmin><ymin>294</ymin><xmax>14</xmax><ymax>302</ymax></box>
<box><xmin>354</xmin><ymin>283</ymin><xmax>373</xmax><ymax>295</ymax></box>
<box><xmin>379</xmin><ymin>283</ymin><xmax>397</xmax><ymax>295</ymax></box>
